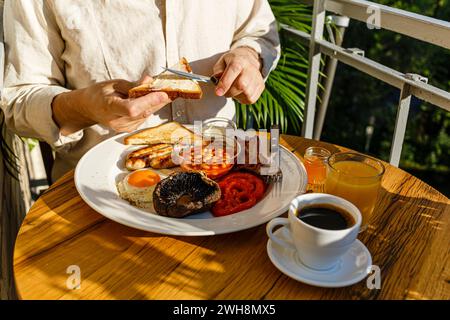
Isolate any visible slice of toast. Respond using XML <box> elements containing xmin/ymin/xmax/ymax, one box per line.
<box><xmin>124</xmin><ymin>121</ymin><xmax>196</xmax><ymax>145</ymax></box>
<box><xmin>128</xmin><ymin>57</ymin><xmax>203</xmax><ymax>99</ymax></box>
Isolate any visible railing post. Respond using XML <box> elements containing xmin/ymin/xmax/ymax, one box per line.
<box><xmin>389</xmin><ymin>85</ymin><xmax>411</xmax><ymax>167</ymax></box>
<box><xmin>302</xmin><ymin>0</ymin><xmax>326</xmax><ymax>139</ymax></box>
<box><xmin>389</xmin><ymin>73</ymin><xmax>428</xmax><ymax>166</ymax></box>
<box><xmin>313</xmin><ymin>15</ymin><xmax>350</xmax><ymax>140</ymax></box>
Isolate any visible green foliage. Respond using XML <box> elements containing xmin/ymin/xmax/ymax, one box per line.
<box><xmin>269</xmin><ymin>0</ymin><xmax>311</xmax><ymax>32</ymax></box>
<box><xmin>320</xmin><ymin>0</ymin><xmax>450</xmax><ymax>193</ymax></box>
<box><xmin>237</xmin><ymin>0</ymin><xmax>449</xmax><ymax>193</ymax></box>
<box><xmin>236</xmin><ymin>0</ymin><xmax>312</xmax><ymax>134</ymax></box>
<box><xmin>22</xmin><ymin>137</ymin><xmax>39</xmax><ymax>152</ymax></box>
<box><xmin>236</xmin><ymin>45</ymin><xmax>309</xmax><ymax>134</ymax></box>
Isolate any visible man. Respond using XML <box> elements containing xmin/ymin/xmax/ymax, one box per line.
<box><xmin>1</xmin><ymin>0</ymin><xmax>280</xmax><ymax>180</ymax></box>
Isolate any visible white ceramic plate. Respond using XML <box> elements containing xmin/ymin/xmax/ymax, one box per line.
<box><xmin>74</xmin><ymin>133</ymin><xmax>307</xmax><ymax>236</ymax></box>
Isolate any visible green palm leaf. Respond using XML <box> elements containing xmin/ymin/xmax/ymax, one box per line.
<box><xmin>235</xmin><ymin>0</ymin><xmax>314</xmax><ymax>135</ymax></box>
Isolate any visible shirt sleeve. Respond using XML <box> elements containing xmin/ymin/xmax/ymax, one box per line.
<box><xmin>1</xmin><ymin>0</ymin><xmax>83</xmax><ymax>151</ymax></box>
<box><xmin>231</xmin><ymin>0</ymin><xmax>281</xmax><ymax>79</ymax></box>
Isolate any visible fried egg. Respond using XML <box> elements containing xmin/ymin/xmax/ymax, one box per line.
<box><xmin>117</xmin><ymin>169</ymin><xmax>162</xmax><ymax>209</ymax></box>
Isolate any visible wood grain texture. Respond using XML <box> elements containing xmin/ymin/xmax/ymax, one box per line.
<box><xmin>13</xmin><ymin>136</ymin><xmax>450</xmax><ymax>300</ymax></box>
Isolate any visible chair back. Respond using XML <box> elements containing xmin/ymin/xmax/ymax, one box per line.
<box><xmin>1</xmin><ymin>0</ymin><xmax>4</xmax><ymax>90</ymax></box>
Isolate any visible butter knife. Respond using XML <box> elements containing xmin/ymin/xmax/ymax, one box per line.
<box><xmin>161</xmin><ymin>67</ymin><xmax>220</xmax><ymax>85</ymax></box>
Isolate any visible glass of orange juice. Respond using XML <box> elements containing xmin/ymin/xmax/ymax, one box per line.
<box><xmin>325</xmin><ymin>152</ymin><xmax>385</xmax><ymax>232</ymax></box>
<box><xmin>303</xmin><ymin>147</ymin><xmax>331</xmax><ymax>192</ymax></box>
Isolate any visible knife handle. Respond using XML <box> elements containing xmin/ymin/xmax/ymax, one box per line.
<box><xmin>210</xmin><ymin>74</ymin><xmax>221</xmax><ymax>85</ymax></box>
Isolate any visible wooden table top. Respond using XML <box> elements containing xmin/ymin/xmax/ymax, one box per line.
<box><xmin>13</xmin><ymin>135</ymin><xmax>450</xmax><ymax>300</ymax></box>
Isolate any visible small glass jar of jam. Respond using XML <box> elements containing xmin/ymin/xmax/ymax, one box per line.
<box><xmin>303</xmin><ymin>147</ymin><xmax>331</xmax><ymax>192</ymax></box>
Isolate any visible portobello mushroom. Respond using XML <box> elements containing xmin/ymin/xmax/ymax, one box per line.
<box><xmin>153</xmin><ymin>171</ymin><xmax>221</xmax><ymax>218</ymax></box>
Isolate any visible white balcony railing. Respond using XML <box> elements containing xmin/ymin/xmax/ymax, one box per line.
<box><xmin>288</xmin><ymin>0</ymin><xmax>450</xmax><ymax>166</ymax></box>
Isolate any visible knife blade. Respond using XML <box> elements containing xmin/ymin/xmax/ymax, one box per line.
<box><xmin>162</xmin><ymin>67</ymin><xmax>220</xmax><ymax>85</ymax></box>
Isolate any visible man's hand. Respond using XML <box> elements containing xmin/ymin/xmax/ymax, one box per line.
<box><xmin>52</xmin><ymin>77</ymin><xmax>171</xmax><ymax>136</ymax></box>
<box><xmin>213</xmin><ymin>46</ymin><xmax>265</xmax><ymax>104</ymax></box>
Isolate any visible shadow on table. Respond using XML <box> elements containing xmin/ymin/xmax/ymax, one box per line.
<box><xmin>36</xmin><ymin>185</ymin><xmax>281</xmax><ymax>299</ymax></box>
<box><xmin>354</xmin><ymin>185</ymin><xmax>449</xmax><ymax>300</ymax></box>
<box><xmin>37</xmin><ymin>180</ymin><xmax>449</xmax><ymax>300</ymax></box>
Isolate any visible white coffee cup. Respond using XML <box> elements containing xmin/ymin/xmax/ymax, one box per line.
<box><xmin>266</xmin><ymin>193</ymin><xmax>362</xmax><ymax>271</ymax></box>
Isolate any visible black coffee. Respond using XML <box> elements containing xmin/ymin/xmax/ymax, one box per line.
<box><xmin>297</xmin><ymin>205</ymin><xmax>355</xmax><ymax>230</ymax></box>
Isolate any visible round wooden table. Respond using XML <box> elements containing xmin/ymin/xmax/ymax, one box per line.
<box><xmin>13</xmin><ymin>136</ymin><xmax>450</xmax><ymax>299</ymax></box>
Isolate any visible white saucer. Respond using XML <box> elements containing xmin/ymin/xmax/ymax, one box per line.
<box><xmin>267</xmin><ymin>226</ymin><xmax>372</xmax><ymax>288</ymax></box>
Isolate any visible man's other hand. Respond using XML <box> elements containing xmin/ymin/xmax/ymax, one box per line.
<box><xmin>213</xmin><ymin>46</ymin><xmax>264</xmax><ymax>105</ymax></box>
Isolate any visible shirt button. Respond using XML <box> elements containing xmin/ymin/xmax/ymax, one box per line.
<box><xmin>176</xmin><ymin>110</ymin><xmax>183</xmax><ymax>117</ymax></box>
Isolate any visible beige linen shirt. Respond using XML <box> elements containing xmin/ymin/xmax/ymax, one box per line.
<box><xmin>1</xmin><ymin>0</ymin><xmax>280</xmax><ymax>180</ymax></box>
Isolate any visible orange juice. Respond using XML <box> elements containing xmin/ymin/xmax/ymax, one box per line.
<box><xmin>326</xmin><ymin>158</ymin><xmax>383</xmax><ymax>230</ymax></box>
